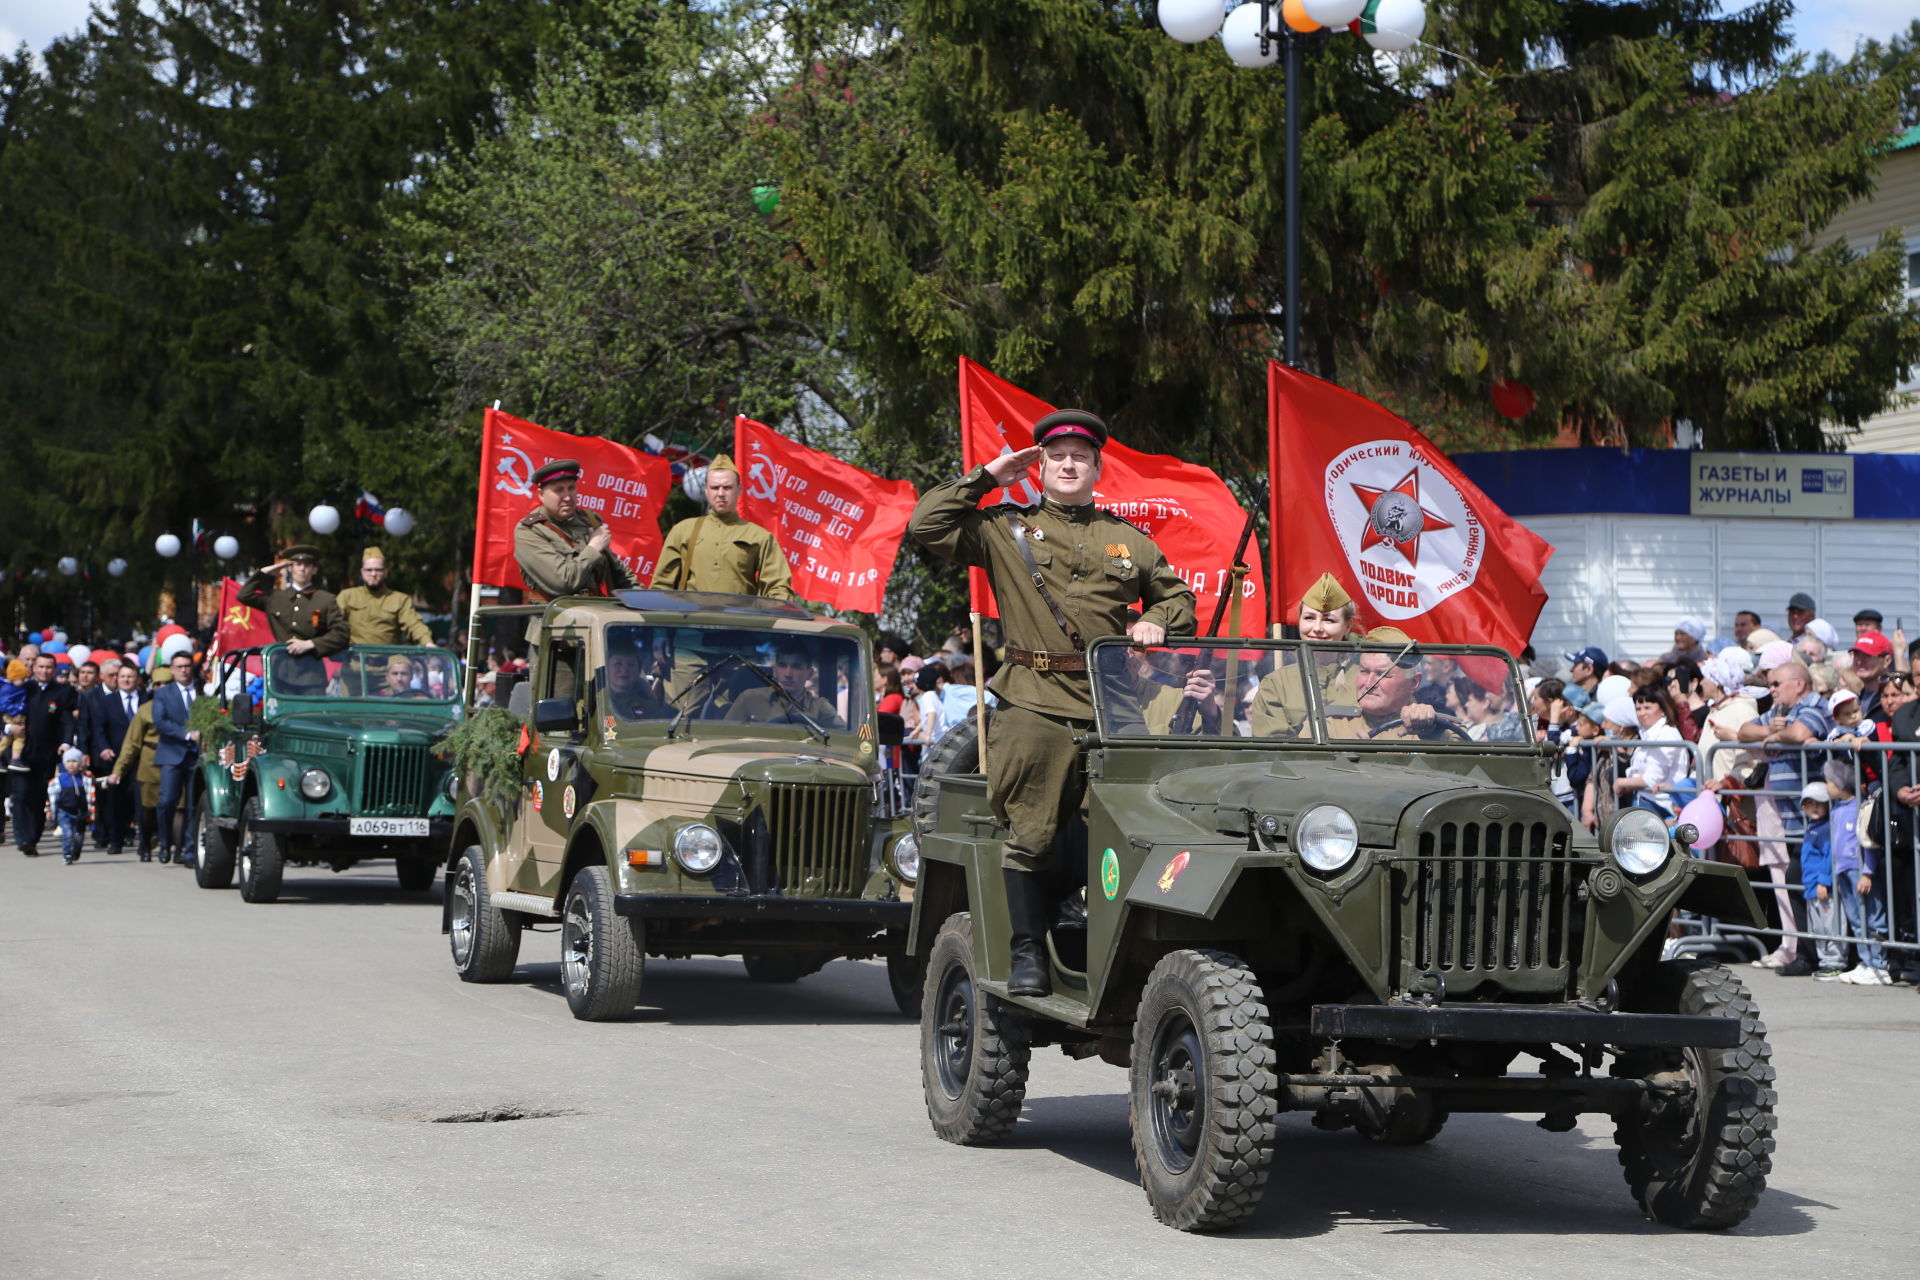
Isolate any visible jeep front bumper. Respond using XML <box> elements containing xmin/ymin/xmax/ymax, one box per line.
<box><xmin>615</xmin><ymin>894</ymin><xmax>912</xmax><ymax>926</ymax></box>
<box><xmin>1310</xmin><ymin>1002</ymin><xmax>1741</xmax><ymax>1049</ymax></box>
<box><xmin>240</xmin><ymin>816</ymin><xmax>455</xmax><ymax>844</ymax></box>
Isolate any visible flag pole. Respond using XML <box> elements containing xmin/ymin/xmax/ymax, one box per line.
<box><xmin>956</xmin><ymin>357</ymin><xmax>990</xmax><ymax>775</ymax></box>
<box><xmin>1266</xmin><ymin>362</ymin><xmax>1284</xmax><ymax>637</ymax></box>
<box><xmin>970</xmin><ymin>610</ymin><xmax>988</xmax><ymax>774</ymax></box>
<box><xmin>465</xmin><ymin>400</ymin><xmax>502</xmax><ymax>709</ymax></box>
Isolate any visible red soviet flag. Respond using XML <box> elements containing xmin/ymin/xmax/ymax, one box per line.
<box><xmin>958</xmin><ymin>357</ymin><xmax>1268</xmax><ymax>635</ymax></box>
<box><xmin>1267</xmin><ymin>362</ymin><xmax>1552</xmax><ymax>654</ymax></box>
<box><xmin>734</xmin><ymin>416</ymin><xmax>917</xmax><ymax>613</ymax></box>
<box><xmin>472</xmin><ymin>408</ymin><xmax>671</xmax><ymax>590</ymax></box>
<box><xmin>207</xmin><ymin>577</ymin><xmax>277</xmax><ymax>670</ymax></box>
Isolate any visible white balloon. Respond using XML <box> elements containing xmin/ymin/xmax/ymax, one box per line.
<box><xmin>1363</xmin><ymin>0</ymin><xmax>1425</xmax><ymax>51</ymax></box>
<box><xmin>1303</xmin><ymin>0</ymin><xmax>1367</xmax><ymax>24</ymax></box>
<box><xmin>383</xmin><ymin>507</ymin><xmax>415</xmax><ymax>537</ymax></box>
<box><xmin>57</xmin><ymin>556</ymin><xmax>80</xmax><ymax>576</ymax></box>
<box><xmin>1158</xmin><ymin>0</ymin><xmax>1225</xmax><ymax>44</ymax></box>
<box><xmin>308</xmin><ymin>504</ymin><xmax>341</xmax><ymax>535</ymax></box>
<box><xmin>682</xmin><ymin>466</ymin><xmax>710</xmax><ymax>506</ymax></box>
<box><xmin>1221</xmin><ymin>3</ymin><xmax>1279</xmax><ymax>67</ymax></box>
<box><xmin>159</xmin><ymin>633</ymin><xmax>193</xmax><ymax>662</ymax></box>
<box><xmin>154</xmin><ymin>533</ymin><xmax>182</xmax><ymax>558</ymax></box>
<box><xmin>107</xmin><ymin>558</ymin><xmax>128</xmax><ymax>578</ymax></box>
<box><xmin>68</xmin><ymin>646</ymin><xmax>90</xmax><ymax>667</ymax></box>
<box><xmin>213</xmin><ymin>535</ymin><xmax>240</xmax><ymax>560</ymax></box>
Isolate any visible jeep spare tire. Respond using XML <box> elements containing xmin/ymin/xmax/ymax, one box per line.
<box><xmin>911</xmin><ymin>708</ymin><xmax>988</xmax><ymax>840</ymax></box>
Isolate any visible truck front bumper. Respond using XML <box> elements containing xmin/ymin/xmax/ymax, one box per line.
<box><xmin>615</xmin><ymin>894</ymin><xmax>912</xmax><ymax>927</ymax></box>
<box><xmin>1310</xmin><ymin>1002</ymin><xmax>1742</xmax><ymax>1049</ymax></box>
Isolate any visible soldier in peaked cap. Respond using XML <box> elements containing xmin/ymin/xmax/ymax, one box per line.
<box><xmin>515</xmin><ymin>458</ymin><xmax>642</xmax><ymax>604</ymax></box>
<box><xmin>650</xmin><ymin>453</ymin><xmax>794</xmax><ymax>600</ymax></box>
<box><xmin>1250</xmin><ymin>571</ymin><xmax>1361</xmax><ymax>737</ymax></box>
<box><xmin>238</xmin><ymin>544</ymin><xmax>351</xmax><ymax>657</ymax></box>
<box><xmin>336</xmin><ymin>546</ymin><xmax>434</xmax><ymax>647</ymax></box>
<box><xmin>910</xmin><ymin>408</ymin><xmax>1196</xmax><ymax>996</ymax></box>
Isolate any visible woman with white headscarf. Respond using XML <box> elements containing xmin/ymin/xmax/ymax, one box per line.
<box><xmin>1698</xmin><ymin>651</ymin><xmax>1761</xmax><ymax>784</ymax></box>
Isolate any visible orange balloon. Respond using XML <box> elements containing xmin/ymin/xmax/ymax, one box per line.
<box><xmin>1283</xmin><ymin>0</ymin><xmax>1323</xmax><ymax>32</ymax></box>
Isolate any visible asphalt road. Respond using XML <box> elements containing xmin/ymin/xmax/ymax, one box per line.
<box><xmin>4</xmin><ymin>849</ymin><xmax>1917</xmax><ymax>1280</ymax></box>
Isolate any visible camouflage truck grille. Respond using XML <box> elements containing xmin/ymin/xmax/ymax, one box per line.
<box><xmin>1399</xmin><ymin>822</ymin><xmax>1573</xmax><ymax>989</ymax></box>
<box><xmin>755</xmin><ymin>783</ymin><xmax>868</xmax><ymax>899</ymax></box>
<box><xmin>357</xmin><ymin>744</ymin><xmax>428</xmax><ymax>816</ymax></box>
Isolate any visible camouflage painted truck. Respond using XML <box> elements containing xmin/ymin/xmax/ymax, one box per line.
<box><xmin>444</xmin><ymin>591</ymin><xmax>918</xmax><ymax>1020</ymax></box>
<box><xmin>194</xmin><ymin>643</ymin><xmax>463</xmax><ymax>902</ymax></box>
<box><xmin>907</xmin><ymin>636</ymin><xmax>1775</xmax><ymax>1232</ymax></box>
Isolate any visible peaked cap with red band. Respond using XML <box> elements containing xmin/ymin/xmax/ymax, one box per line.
<box><xmin>532</xmin><ymin>458</ymin><xmax>584</xmax><ymax>486</ymax></box>
<box><xmin>1032</xmin><ymin>409</ymin><xmax>1109</xmax><ymax>450</ymax></box>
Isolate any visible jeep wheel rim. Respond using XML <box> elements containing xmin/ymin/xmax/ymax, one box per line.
<box><xmin>450</xmin><ymin>863</ymin><xmax>477</xmax><ymax>966</ymax></box>
<box><xmin>1147</xmin><ymin>1008</ymin><xmax>1204</xmax><ymax>1174</ymax></box>
<box><xmin>1640</xmin><ymin>1052</ymin><xmax>1709</xmax><ymax>1180</ymax></box>
<box><xmin>562</xmin><ymin>892</ymin><xmax>593</xmax><ymax>998</ymax></box>
<box><xmin>932</xmin><ymin>963</ymin><xmax>975</xmax><ymax>1099</ymax></box>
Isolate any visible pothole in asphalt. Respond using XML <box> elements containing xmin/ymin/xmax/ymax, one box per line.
<box><xmin>427</xmin><ymin>1106</ymin><xmax>580</xmax><ymax>1124</ymax></box>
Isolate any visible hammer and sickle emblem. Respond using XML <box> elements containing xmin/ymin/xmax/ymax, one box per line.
<box><xmin>495</xmin><ymin>444</ymin><xmax>535</xmax><ymax>496</ymax></box>
<box><xmin>746</xmin><ymin>449</ymin><xmax>778</xmax><ymax>503</ymax></box>
<box><xmin>223</xmin><ymin>605</ymin><xmax>252</xmax><ymax>627</ymax></box>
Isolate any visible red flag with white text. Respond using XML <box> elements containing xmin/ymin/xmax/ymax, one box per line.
<box><xmin>734</xmin><ymin>416</ymin><xmax>917</xmax><ymax>613</ymax></box>
<box><xmin>472</xmin><ymin>409</ymin><xmax>671</xmax><ymax>590</ymax></box>
<box><xmin>958</xmin><ymin>357</ymin><xmax>1268</xmax><ymax>635</ymax></box>
<box><xmin>1267</xmin><ymin>362</ymin><xmax>1552</xmax><ymax>653</ymax></box>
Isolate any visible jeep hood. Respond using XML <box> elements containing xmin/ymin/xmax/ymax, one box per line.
<box><xmin>1153</xmin><ymin>758</ymin><xmax>1532</xmax><ymax>845</ymax></box>
<box><xmin>265</xmin><ymin>711</ymin><xmax>450</xmax><ymax>746</ymax></box>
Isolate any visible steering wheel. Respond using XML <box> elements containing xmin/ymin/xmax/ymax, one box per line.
<box><xmin>1366</xmin><ymin>714</ymin><xmax>1474</xmax><ymax>742</ymax></box>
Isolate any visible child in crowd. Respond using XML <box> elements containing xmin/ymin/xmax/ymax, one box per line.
<box><xmin>0</xmin><ymin>658</ymin><xmax>27</xmax><ymax>770</ymax></box>
<box><xmin>1827</xmin><ymin>689</ymin><xmax>1863</xmax><ymax>739</ymax></box>
<box><xmin>1823</xmin><ymin>763</ymin><xmax>1891</xmax><ymax>985</ymax></box>
<box><xmin>46</xmin><ymin>747</ymin><xmax>97</xmax><ymax>866</ymax></box>
<box><xmin>1798</xmin><ymin>783</ymin><xmax>1843</xmax><ymax>977</ymax></box>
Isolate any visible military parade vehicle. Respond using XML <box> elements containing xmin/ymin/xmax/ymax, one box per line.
<box><xmin>443</xmin><ymin>591</ymin><xmax>918</xmax><ymax>1021</ymax></box>
<box><xmin>905</xmin><ymin>635</ymin><xmax>1775</xmax><ymax>1232</ymax></box>
<box><xmin>194</xmin><ymin>643</ymin><xmax>464</xmax><ymax>903</ymax></box>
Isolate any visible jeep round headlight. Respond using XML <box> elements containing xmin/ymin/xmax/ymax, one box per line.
<box><xmin>889</xmin><ymin>832</ymin><xmax>920</xmax><ymax>884</ymax></box>
<box><xmin>1294</xmin><ymin>804</ymin><xmax>1359</xmax><ymax>872</ymax></box>
<box><xmin>1605</xmin><ymin>807</ymin><xmax>1671</xmax><ymax>876</ymax></box>
<box><xmin>299</xmin><ymin>769</ymin><xmax>332</xmax><ymax>801</ymax></box>
<box><xmin>673</xmin><ymin>824</ymin><xmax>726</xmax><ymax>876</ymax></box>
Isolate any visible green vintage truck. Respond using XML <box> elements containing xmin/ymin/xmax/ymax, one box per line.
<box><xmin>193</xmin><ymin>643</ymin><xmax>464</xmax><ymax>902</ymax></box>
<box><xmin>908</xmin><ymin>636</ymin><xmax>1775</xmax><ymax>1233</ymax></box>
<box><xmin>443</xmin><ymin>591</ymin><xmax>917</xmax><ymax>1021</ymax></box>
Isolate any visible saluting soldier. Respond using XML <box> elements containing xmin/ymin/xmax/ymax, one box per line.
<box><xmin>910</xmin><ymin>410</ymin><xmax>1196</xmax><ymax>996</ymax></box>
<box><xmin>514</xmin><ymin>459</ymin><xmax>642</xmax><ymax>602</ymax></box>
<box><xmin>1249</xmin><ymin>571</ymin><xmax>1362</xmax><ymax>737</ymax></box>
<box><xmin>651</xmin><ymin>454</ymin><xmax>794</xmax><ymax>600</ymax></box>
<box><xmin>238</xmin><ymin>545</ymin><xmax>351</xmax><ymax>657</ymax></box>
<box><xmin>336</xmin><ymin>547</ymin><xmax>434</xmax><ymax>646</ymax></box>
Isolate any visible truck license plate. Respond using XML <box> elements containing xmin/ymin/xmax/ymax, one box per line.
<box><xmin>350</xmin><ymin>817</ymin><xmax>430</xmax><ymax>837</ymax></box>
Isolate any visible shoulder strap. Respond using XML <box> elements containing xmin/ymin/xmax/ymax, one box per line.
<box><xmin>676</xmin><ymin>515</ymin><xmax>708</xmax><ymax>590</ymax></box>
<box><xmin>1005</xmin><ymin>511</ymin><xmax>1081</xmax><ymax>650</ymax></box>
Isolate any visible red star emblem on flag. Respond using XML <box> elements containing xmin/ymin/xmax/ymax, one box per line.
<box><xmin>1350</xmin><ymin>466</ymin><xmax>1454</xmax><ymax>567</ymax></box>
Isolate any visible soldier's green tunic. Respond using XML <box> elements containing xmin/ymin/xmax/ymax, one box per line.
<box><xmin>910</xmin><ymin>466</ymin><xmax>1195</xmax><ymax>871</ymax></box>
<box><xmin>724</xmin><ymin>687</ymin><xmax>844</xmax><ymax>730</ymax></box>
<box><xmin>514</xmin><ymin>508</ymin><xmax>641</xmax><ymax>601</ymax></box>
<box><xmin>237</xmin><ymin>574</ymin><xmax>351</xmax><ymax>654</ymax></box>
<box><xmin>335</xmin><ymin>584</ymin><xmax>433</xmax><ymax>647</ymax></box>
<box><xmin>651</xmin><ymin>512</ymin><xmax>794</xmax><ymax>600</ymax></box>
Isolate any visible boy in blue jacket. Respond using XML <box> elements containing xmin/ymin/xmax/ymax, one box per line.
<box><xmin>1798</xmin><ymin>783</ymin><xmax>1842</xmax><ymax>977</ymax></box>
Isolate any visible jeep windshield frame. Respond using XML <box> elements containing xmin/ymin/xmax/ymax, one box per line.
<box><xmin>597</xmin><ymin>622</ymin><xmax>867</xmax><ymax>738</ymax></box>
<box><xmin>1089</xmin><ymin>637</ymin><xmax>1537</xmax><ymax>750</ymax></box>
<box><xmin>245</xmin><ymin>643</ymin><xmax>463</xmax><ymax>704</ymax></box>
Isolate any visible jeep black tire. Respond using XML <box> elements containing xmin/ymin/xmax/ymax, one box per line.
<box><xmin>887</xmin><ymin>949</ymin><xmax>924</xmax><ymax>1020</ymax></box>
<box><xmin>395</xmin><ymin>856</ymin><xmax>438</xmax><ymax>892</ymax></box>
<box><xmin>561</xmin><ymin>865</ymin><xmax>644</xmax><ymax>1021</ymax></box>
<box><xmin>238</xmin><ymin>797</ymin><xmax>285</xmax><ymax>904</ymax></box>
<box><xmin>910</xmin><ymin>710</ymin><xmax>988</xmax><ymax>840</ymax></box>
<box><xmin>449</xmin><ymin>845</ymin><xmax>520</xmax><ymax>983</ymax></box>
<box><xmin>922</xmin><ymin>912</ymin><xmax>1029</xmax><ymax>1145</ymax></box>
<box><xmin>1612</xmin><ymin>958</ymin><xmax>1775</xmax><ymax>1229</ymax></box>
<box><xmin>742</xmin><ymin>952</ymin><xmax>829</xmax><ymax>983</ymax></box>
<box><xmin>194</xmin><ymin>806</ymin><xmax>237</xmax><ymax>890</ymax></box>
<box><xmin>1129</xmin><ymin>949</ymin><xmax>1279</xmax><ymax>1232</ymax></box>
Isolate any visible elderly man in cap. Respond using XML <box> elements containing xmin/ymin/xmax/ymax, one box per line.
<box><xmin>1249</xmin><ymin>572</ymin><xmax>1360</xmax><ymax>736</ymax></box>
<box><xmin>1322</xmin><ymin>627</ymin><xmax>1458</xmax><ymax>742</ymax></box>
<box><xmin>651</xmin><ymin>454</ymin><xmax>793</xmax><ymax>600</ymax></box>
<box><xmin>336</xmin><ymin>547</ymin><xmax>434</xmax><ymax>646</ymax></box>
<box><xmin>239</xmin><ymin>545</ymin><xmax>351</xmax><ymax>657</ymax></box>
<box><xmin>516</xmin><ymin>459</ymin><xmax>642</xmax><ymax>602</ymax></box>
<box><xmin>911</xmin><ymin>409</ymin><xmax>1195</xmax><ymax>996</ymax></box>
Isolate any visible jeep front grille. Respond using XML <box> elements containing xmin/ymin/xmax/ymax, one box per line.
<box><xmin>1401</xmin><ymin>821</ymin><xmax>1573</xmax><ymax>989</ymax></box>
<box><xmin>358</xmin><ymin>744</ymin><xmax>428</xmax><ymax>816</ymax></box>
<box><xmin>755</xmin><ymin>783</ymin><xmax>868</xmax><ymax>899</ymax></box>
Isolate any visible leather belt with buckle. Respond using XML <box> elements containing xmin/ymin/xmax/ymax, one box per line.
<box><xmin>1006</xmin><ymin>646</ymin><xmax>1086</xmax><ymax>673</ymax></box>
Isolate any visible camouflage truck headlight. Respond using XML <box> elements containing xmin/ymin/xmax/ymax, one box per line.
<box><xmin>888</xmin><ymin>833</ymin><xmax>920</xmax><ymax>884</ymax></box>
<box><xmin>1295</xmin><ymin>804</ymin><xmax>1359</xmax><ymax>872</ymax></box>
<box><xmin>1604</xmin><ymin>807</ymin><xmax>1670</xmax><ymax>876</ymax></box>
<box><xmin>672</xmin><ymin>823</ymin><xmax>728</xmax><ymax>876</ymax></box>
<box><xmin>299</xmin><ymin>769</ymin><xmax>332</xmax><ymax>801</ymax></box>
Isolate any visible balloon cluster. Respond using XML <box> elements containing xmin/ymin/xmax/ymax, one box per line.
<box><xmin>1158</xmin><ymin>0</ymin><xmax>1428</xmax><ymax>65</ymax></box>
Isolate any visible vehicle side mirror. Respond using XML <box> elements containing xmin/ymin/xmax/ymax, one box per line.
<box><xmin>229</xmin><ymin>697</ymin><xmax>253</xmax><ymax>728</ymax></box>
<box><xmin>533</xmin><ymin>697</ymin><xmax>580</xmax><ymax>735</ymax></box>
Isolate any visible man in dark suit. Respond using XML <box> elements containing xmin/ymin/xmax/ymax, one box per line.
<box><xmin>10</xmin><ymin>653</ymin><xmax>82</xmax><ymax>855</ymax></box>
<box><xmin>152</xmin><ymin>651</ymin><xmax>203</xmax><ymax>867</ymax></box>
<box><xmin>85</xmin><ymin>664</ymin><xmax>147</xmax><ymax>856</ymax></box>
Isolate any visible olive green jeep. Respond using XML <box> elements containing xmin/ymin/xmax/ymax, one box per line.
<box><xmin>444</xmin><ymin>590</ymin><xmax>917</xmax><ymax>1020</ymax></box>
<box><xmin>194</xmin><ymin>643</ymin><xmax>463</xmax><ymax>902</ymax></box>
<box><xmin>908</xmin><ymin>636</ymin><xmax>1775</xmax><ymax>1232</ymax></box>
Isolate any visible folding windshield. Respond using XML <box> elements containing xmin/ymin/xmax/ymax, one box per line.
<box><xmin>600</xmin><ymin>624</ymin><xmax>866</xmax><ymax>734</ymax></box>
<box><xmin>265</xmin><ymin>645</ymin><xmax>460</xmax><ymax>701</ymax></box>
<box><xmin>1091</xmin><ymin>639</ymin><xmax>1534</xmax><ymax>747</ymax></box>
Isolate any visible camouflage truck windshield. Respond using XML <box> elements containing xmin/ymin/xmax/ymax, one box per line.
<box><xmin>603</xmin><ymin>623</ymin><xmax>865</xmax><ymax>733</ymax></box>
<box><xmin>1092</xmin><ymin>639</ymin><xmax>1534</xmax><ymax>746</ymax></box>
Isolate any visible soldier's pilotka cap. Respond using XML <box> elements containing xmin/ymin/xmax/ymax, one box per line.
<box><xmin>1032</xmin><ymin>409</ymin><xmax>1108</xmax><ymax>450</ymax></box>
<box><xmin>533</xmin><ymin>458</ymin><xmax>584</xmax><ymax>486</ymax></box>
<box><xmin>1300</xmin><ymin>572</ymin><xmax>1352</xmax><ymax>613</ymax></box>
<box><xmin>283</xmin><ymin>544</ymin><xmax>322</xmax><ymax>564</ymax></box>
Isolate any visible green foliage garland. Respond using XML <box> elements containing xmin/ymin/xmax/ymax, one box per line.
<box><xmin>435</xmin><ymin>707</ymin><xmax>524</xmax><ymax>814</ymax></box>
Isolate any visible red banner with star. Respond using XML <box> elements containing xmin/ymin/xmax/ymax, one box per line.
<box><xmin>959</xmin><ymin>358</ymin><xmax>1268</xmax><ymax>635</ymax></box>
<box><xmin>1267</xmin><ymin>362</ymin><xmax>1552</xmax><ymax>654</ymax></box>
<box><xmin>472</xmin><ymin>409</ymin><xmax>671</xmax><ymax>590</ymax></box>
